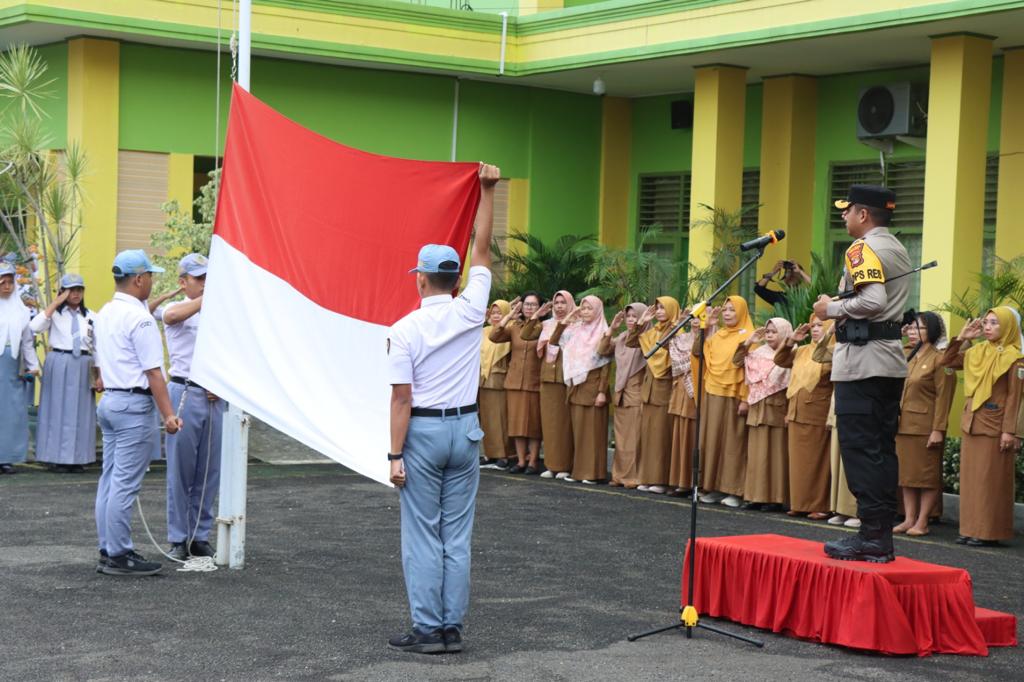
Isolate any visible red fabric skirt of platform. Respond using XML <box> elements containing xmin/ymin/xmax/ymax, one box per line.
<box><xmin>680</xmin><ymin>534</ymin><xmax>1018</xmax><ymax>656</ymax></box>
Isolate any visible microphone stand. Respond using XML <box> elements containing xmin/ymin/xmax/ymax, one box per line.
<box><xmin>627</xmin><ymin>246</ymin><xmax>767</xmax><ymax>648</ymax></box>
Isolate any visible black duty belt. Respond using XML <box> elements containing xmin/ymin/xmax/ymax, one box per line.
<box><xmin>51</xmin><ymin>348</ymin><xmax>92</xmax><ymax>356</ymax></box>
<box><xmin>106</xmin><ymin>387</ymin><xmax>153</xmax><ymax>396</ymax></box>
<box><xmin>170</xmin><ymin>376</ymin><xmax>205</xmax><ymax>390</ymax></box>
<box><xmin>835</xmin><ymin>320</ymin><xmax>903</xmax><ymax>346</ymax></box>
<box><xmin>411</xmin><ymin>404</ymin><xmax>478</xmax><ymax>418</ymax></box>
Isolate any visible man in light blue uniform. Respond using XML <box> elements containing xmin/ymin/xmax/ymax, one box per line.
<box><xmin>386</xmin><ymin>163</ymin><xmax>500</xmax><ymax>655</ymax></box>
<box><xmin>94</xmin><ymin>250</ymin><xmax>183</xmax><ymax>576</ymax></box>
<box><xmin>158</xmin><ymin>253</ymin><xmax>223</xmax><ymax>560</ymax></box>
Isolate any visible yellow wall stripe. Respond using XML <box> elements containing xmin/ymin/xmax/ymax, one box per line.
<box><xmin>995</xmin><ymin>48</ymin><xmax>1024</xmax><ymax>263</ymax></box>
<box><xmin>598</xmin><ymin>96</ymin><xmax>631</xmax><ymax>249</ymax></box>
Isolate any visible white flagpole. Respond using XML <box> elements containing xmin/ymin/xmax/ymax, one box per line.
<box><xmin>215</xmin><ymin>0</ymin><xmax>252</xmax><ymax>570</ymax></box>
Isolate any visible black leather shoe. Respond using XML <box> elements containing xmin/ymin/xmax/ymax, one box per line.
<box><xmin>955</xmin><ymin>535</ymin><xmax>971</xmax><ymax>545</ymax></box>
<box><xmin>189</xmin><ymin>540</ymin><xmax>215</xmax><ymax>557</ymax></box>
<box><xmin>168</xmin><ymin>543</ymin><xmax>188</xmax><ymax>561</ymax></box>
<box><xmin>442</xmin><ymin>626</ymin><xmax>463</xmax><ymax>653</ymax></box>
<box><xmin>506</xmin><ymin>464</ymin><xmax>524</xmax><ymax>474</ymax></box>
<box><xmin>741</xmin><ymin>502</ymin><xmax>763</xmax><ymax>511</ymax></box>
<box><xmin>388</xmin><ymin>629</ymin><xmax>445</xmax><ymax>654</ymax></box>
<box><xmin>824</xmin><ymin>532</ymin><xmax>894</xmax><ymax>564</ymax></box>
<box><xmin>761</xmin><ymin>503</ymin><xmax>784</xmax><ymax>513</ymax></box>
<box><xmin>96</xmin><ymin>549</ymin><xmax>109</xmax><ymax>574</ymax></box>
<box><xmin>523</xmin><ymin>466</ymin><xmax>539</xmax><ymax>475</ymax></box>
<box><xmin>965</xmin><ymin>538</ymin><xmax>1003</xmax><ymax>548</ymax></box>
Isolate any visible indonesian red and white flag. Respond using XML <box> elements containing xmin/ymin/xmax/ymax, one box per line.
<box><xmin>191</xmin><ymin>85</ymin><xmax>481</xmax><ymax>485</ymax></box>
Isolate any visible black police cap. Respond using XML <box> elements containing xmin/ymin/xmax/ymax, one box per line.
<box><xmin>834</xmin><ymin>184</ymin><xmax>896</xmax><ymax>211</ymax></box>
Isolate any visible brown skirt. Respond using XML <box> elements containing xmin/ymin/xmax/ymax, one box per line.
<box><xmin>540</xmin><ymin>382</ymin><xmax>573</xmax><ymax>472</ymax></box>
<box><xmin>895</xmin><ymin>434</ymin><xmax>942</xmax><ymax>490</ymax></box>
<box><xmin>638</xmin><ymin>402</ymin><xmax>672</xmax><ymax>486</ymax></box>
<box><xmin>744</xmin><ymin>423</ymin><xmax>789</xmax><ymax>504</ymax></box>
<box><xmin>959</xmin><ymin>432</ymin><xmax>1015</xmax><ymax>541</ymax></box>
<box><xmin>829</xmin><ymin>428</ymin><xmax>858</xmax><ymax>517</ymax></box>
<box><xmin>669</xmin><ymin>415</ymin><xmax>695</xmax><ymax>489</ymax></box>
<box><xmin>479</xmin><ymin>387</ymin><xmax>512</xmax><ymax>459</ymax></box>
<box><xmin>570</xmin><ymin>403</ymin><xmax>608</xmax><ymax>481</ymax></box>
<box><xmin>612</xmin><ymin>404</ymin><xmax>641</xmax><ymax>486</ymax></box>
<box><xmin>507</xmin><ymin>389</ymin><xmax>542</xmax><ymax>439</ymax></box>
<box><xmin>699</xmin><ymin>394</ymin><xmax>747</xmax><ymax>496</ymax></box>
<box><xmin>788</xmin><ymin>422</ymin><xmax>831</xmax><ymax>513</ymax></box>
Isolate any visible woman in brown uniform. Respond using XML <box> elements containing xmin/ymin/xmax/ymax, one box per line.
<box><xmin>598</xmin><ymin>303</ymin><xmax>648</xmax><ymax>488</ymax></box>
<box><xmin>893</xmin><ymin>312</ymin><xmax>956</xmax><ymax>536</ymax></box>
<box><xmin>697</xmin><ymin>295</ymin><xmax>753</xmax><ymax>508</ymax></box>
<box><xmin>667</xmin><ymin>314</ymin><xmax>702</xmax><ymax>495</ymax></box>
<box><xmin>490</xmin><ymin>293</ymin><xmax>551</xmax><ymax>474</ymax></box>
<box><xmin>627</xmin><ymin>296</ymin><xmax>681</xmax><ymax>494</ymax></box>
<box><xmin>551</xmin><ymin>295</ymin><xmax>611</xmax><ymax>484</ymax></box>
<box><xmin>734</xmin><ymin>318</ymin><xmax>793</xmax><ymax>512</ymax></box>
<box><xmin>538</xmin><ymin>290</ymin><xmax>576</xmax><ymax>479</ymax></box>
<box><xmin>479</xmin><ymin>299</ymin><xmax>513</xmax><ymax>467</ymax></box>
<box><xmin>942</xmin><ymin>306</ymin><xmax>1023</xmax><ymax>546</ymax></box>
<box><xmin>775</xmin><ymin>315</ymin><xmax>834</xmax><ymax>520</ymax></box>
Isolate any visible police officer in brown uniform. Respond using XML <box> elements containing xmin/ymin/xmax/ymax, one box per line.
<box><xmin>813</xmin><ymin>185</ymin><xmax>911</xmax><ymax>563</ymax></box>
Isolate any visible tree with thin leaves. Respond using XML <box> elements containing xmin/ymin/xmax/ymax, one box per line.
<box><xmin>577</xmin><ymin>226</ymin><xmax>678</xmax><ymax>310</ymax></box>
<box><xmin>490</xmin><ymin>231</ymin><xmax>595</xmax><ymax>302</ymax></box>
<box><xmin>939</xmin><ymin>256</ymin><xmax>1024</xmax><ymax>324</ymax></box>
<box><xmin>151</xmin><ymin>169</ymin><xmax>220</xmax><ymax>295</ymax></box>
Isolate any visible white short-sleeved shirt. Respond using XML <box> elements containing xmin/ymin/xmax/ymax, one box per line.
<box><xmin>30</xmin><ymin>308</ymin><xmax>97</xmax><ymax>353</ymax></box>
<box><xmin>387</xmin><ymin>266</ymin><xmax>492</xmax><ymax>409</ymax></box>
<box><xmin>156</xmin><ymin>299</ymin><xmax>200</xmax><ymax>379</ymax></box>
<box><xmin>94</xmin><ymin>292</ymin><xmax>165</xmax><ymax>390</ymax></box>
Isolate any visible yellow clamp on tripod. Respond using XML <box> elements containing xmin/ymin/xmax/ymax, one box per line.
<box><xmin>681</xmin><ymin>605</ymin><xmax>699</xmax><ymax>627</ymax></box>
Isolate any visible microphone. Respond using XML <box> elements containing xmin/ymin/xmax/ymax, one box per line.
<box><xmin>740</xmin><ymin>229</ymin><xmax>785</xmax><ymax>252</ymax></box>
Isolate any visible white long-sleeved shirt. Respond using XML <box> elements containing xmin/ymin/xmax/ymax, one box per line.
<box><xmin>30</xmin><ymin>307</ymin><xmax>97</xmax><ymax>353</ymax></box>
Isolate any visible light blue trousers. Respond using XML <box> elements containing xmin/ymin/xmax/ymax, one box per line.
<box><xmin>399</xmin><ymin>412</ymin><xmax>482</xmax><ymax>632</ymax></box>
<box><xmin>165</xmin><ymin>382</ymin><xmax>224</xmax><ymax>544</ymax></box>
<box><xmin>95</xmin><ymin>392</ymin><xmax>160</xmax><ymax>557</ymax></box>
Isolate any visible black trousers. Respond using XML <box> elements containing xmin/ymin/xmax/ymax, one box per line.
<box><xmin>834</xmin><ymin>377</ymin><xmax>905</xmax><ymax>525</ymax></box>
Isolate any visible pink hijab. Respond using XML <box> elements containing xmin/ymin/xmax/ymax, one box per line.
<box><xmin>538</xmin><ymin>290</ymin><xmax>576</xmax><ymax>362</ymax></box>
<box><xmin>560</xmin><ymin>295</ymin><xmax>611</xmax><ymax>386</ymax></box>
<box><xmin>745</xmin><ymin>317</ymin><xmax>793</xmax><ymax>405</ymax></box>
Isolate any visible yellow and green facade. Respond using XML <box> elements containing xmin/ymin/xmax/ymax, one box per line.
<box><xmin>3</xmin><ymin>0</ymin><xmax>1022</xmax><ymax>319</ymax></box>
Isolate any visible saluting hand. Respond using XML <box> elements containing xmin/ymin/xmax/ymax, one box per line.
<box><xmin>532</xmin><ymin>301</ymin><xmax>553</xmax><ymax>321</ymax></box>
<box><xmin>610</xmin><ymin>309</ymin><xmax>626</xmax><ymax>330</ymax></box>
<box><xmin>638</xmin><ymin>307</ymin><xmax>656</xmax><ymax>326</ymax></box>
<box><xmin>706</xmin><ymin>306</ymin><xmax>721</xmax><ymax>328</ymax></box>
<box><xmin>958</xmin><ymin>318</ymin><xmax>983</xmax><ymax>341</ymax></box>
<box><xmin>746</xmin><ymin>327</ymin><xmax>766</xmax><ymax>346</ymax></box>
<box><xmin>791</xmin><ymin>323</ymin><xmax>811</xmax><ymax>343</ymax></box>
<box><xmin>390</xmin><ymin>460</ymin><xmax>406</xmax><ymax>487</ymax></box>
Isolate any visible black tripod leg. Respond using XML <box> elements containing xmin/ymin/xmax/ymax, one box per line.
<box><xmin>696</xmin><ymin>622</ymin><xmax>765</xmax><ymax>648</ymax></box>
<box><xmin>627</xmin><ymin>622</ymin><xmax>685</xmax><ymax>642</ymax></box>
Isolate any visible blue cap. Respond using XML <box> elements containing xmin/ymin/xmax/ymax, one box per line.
<box><xmin>0</xmin><ymin>262</ymin><xmax>14</xmax><ymax>277</ymax></box>
<box><xmin>409</xmin><ymin>244</ymin><xmax>461</xmax><ymax>274</ymax></box>
<box><xmin>178</xmin><ymin>253</ymin><xmax>209</xmax><ymax>277</ymax></box>
<box><xmin>60</xmin><ymin>273</ymin><xmax>85</xmax><ymax>289</ymax></box>
<box><xmin>112</xmin><ymin>249</ymin><xmax>164</xmax><ymax>277</ymax></box>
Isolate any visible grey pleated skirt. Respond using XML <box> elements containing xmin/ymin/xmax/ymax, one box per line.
<box><xmin>35</xmin><ymin>350</ymin><xmax>97</xmax><ymax>465</ymax></box>
<box><xmin>0</xmin><ymin>347</ymin><xmax>29</xmax><ymax>464</ymax></box>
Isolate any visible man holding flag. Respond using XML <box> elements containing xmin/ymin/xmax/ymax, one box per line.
<box><xmin>386</xmin><ymin>163</ymin><xmax>500</xmax><ymax>654</ymax></box>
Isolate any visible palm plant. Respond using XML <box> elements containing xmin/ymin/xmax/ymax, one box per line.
<box><xmin>939</xmin><ymin>256</ymin><xmax>1024</xmax><ymax>322</ymax></box>
<box><xmin>490</xmin><ymin>231</ymin><xmax>595</xmax><ymax>302</ymax></box>
<box><xmin>577</xmin><ymin>225</ymin><xmax>678</xmax><ymax>310</ymax></box>
<box><xmin>757</xmin><ymin>251</ymin><xmax>845</xmax><ymax>326</ymax></box>
<box><xmin>0</xmin><ymin>44</ymin><xmax>85</xmax><ymax>307</ymax></box>
<box><xmin>685</xmin><ymin>203</ymin><xmax>759</xmax><ymax>304</ymax></box>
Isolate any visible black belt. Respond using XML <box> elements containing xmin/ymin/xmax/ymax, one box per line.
<box><xmin>170</xmin><ymin>376</ymin><xmax>205</xmax><ymax>390</ymax></box>
<box><xmin>106</xmin><ymin>387</ymin><xmax>152</xmax><ymax>396</ymax></box>
<box><xmin>411</xmin><ymin>403</ymin><xmax>478</xmax><ymax>418</ymax></box>
<box><xmin>835</xmin><ymin>320</ymin><xmax>903</xmax><ymax>345</ymax></box>
<box><xmin>51</xmin><ymin>348</ymin><xmax>91</xmax><ymax>356</ymax></box>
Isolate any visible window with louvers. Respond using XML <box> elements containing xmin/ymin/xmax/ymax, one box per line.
<box><xmin>828</xmin><ymin>155</ymin><xmax>999</xmax><ymax>308</ymax></box>
<box><xmin>638</xmin><ymin>173</ymin><xmax>690</xmax><ymax>234</ymax></box>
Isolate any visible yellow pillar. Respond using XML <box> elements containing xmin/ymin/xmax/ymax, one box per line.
<box><xmin>519</xmin><ymin>0</ymin><xmax>563</xmax><ymax>15</ymax></box>
<box><xmin>67</xmin><ymin>38</ymin><xmax>120</xmax><ymax>304</ymax></box>
<box><xmin>688</xmin><ymin>64</ymin><xmax>748</xmax><ymax>269</ymax></box>
<box><xmin>167</xmin><ymin>153</ymin><xmax>195</xmax><ymax>215</ymax></box>
<box><xmin>598</xmin><ymin>97</ymin><xmax>631</xmax><ymax>248</ymax></box>
<box><xmin>757</xmin><ymin>75</ymin><xmax>817</xmax><ymax>274</ymax></box>
<box><xmin>920</xmin><ymin>34</ymin><xmax>993</xmax><ymax>331</ymax></box>
<box><xmin>507</xmin><ymin>178</ymin><xmax>530</xmax><ymax>256</ymax></box>
<box><xmin>995</xmin><ymin>48</ymin><xmax>1024</xmax><ymax>262</ymax></box>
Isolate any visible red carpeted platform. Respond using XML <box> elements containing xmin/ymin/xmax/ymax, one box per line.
<box><xmin>680</xmin><ymin>534</ymin><xmax>1018</xmax><ymax>656</ymax></box>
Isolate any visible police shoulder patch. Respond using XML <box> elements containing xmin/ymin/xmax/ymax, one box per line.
<box><xmin>845</xmin><ymin>239</ymin><xmax>885</xmax><ymax>286</ymax></box>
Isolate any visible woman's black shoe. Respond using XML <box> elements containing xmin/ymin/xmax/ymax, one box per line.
<box><xmin>761</xmin><ymin>503</ymin><xmax>784</xmax><ymax>513</ymax></box>
<box><xmin>506</xmin><ymin>464</ymin><xmax>524</xmax><ymax>474</ymax></box>
<box><xmin>965</xmin><ymin>538</ymin><xmax>1003</xmax><ymax>548</ymax></box>
<box><xmin>955</xmin><ymin>535</ymin><xmax>971</xmax><ymax>545</ymax></box>
<box><xmin>523</xmin><ymin>466</ymin><xmax>539</xmax><ymax>475</ymax></box>
<box><xmin>741</xmin><ymin>501</ymin><xmax>763</xmax><ymax>511</ymax></box>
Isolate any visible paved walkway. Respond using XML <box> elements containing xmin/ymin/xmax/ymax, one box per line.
<box><xmin>1</xmin><ymin>429</ymin><xmax>1020</xmax><ymax>681</ymax></box>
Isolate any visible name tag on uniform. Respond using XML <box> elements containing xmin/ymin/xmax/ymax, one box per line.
<box><xmin>944</xmin><ymin>368</ymin><xmax>955</xmax><ymax>375</ymax></box>
<box><xmin>1018</xmin><ymin>367</ymin><xmax>1024</xmax><ymax>380</ymax></box>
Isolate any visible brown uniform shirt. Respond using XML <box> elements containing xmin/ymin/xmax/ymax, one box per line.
<box><xmin>942</xmin><ymin>338</ymin><xmax>1024</xmax><ymax>437</ymax></box>
<box><xmin>774</xmin><ymin>342</ymin><xmax>833</xmax><ymax>426</ymax></box>
<box><xmin>897</xmin><ymin>344</ymin><xmax>956</xmax><ymax>436</ymax></box>
<box><xmin>489</xmin><ymin>319</ymin><xmax>541</xmax><ymax>392</ymax></box>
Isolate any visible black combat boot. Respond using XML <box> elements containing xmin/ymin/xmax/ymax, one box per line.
<box><xmin>824</xmin><ymin>517</ymin><xmax>895</xmax><ymax>563</ymax></box>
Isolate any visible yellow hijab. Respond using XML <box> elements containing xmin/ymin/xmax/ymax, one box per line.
<box><xmin>703</xmin><ymin>295</ymin><xmax>754</xmax><ymax>398</ymax></box>
<box><xmin>787</xmin><ymin>314</ymin><xmax>835</xmax><ymax>399</ymax></box>
<box><xmin>481</xmin><ymin>300</ymin><xmax>512</xmax><ymax>381</ymax></box>
<box><xmin>638</xmin><ymin>296</ymin><xmax>680</xmax><ymax>378</ymax></box>
<box><xmin>964</xmin><ymin>306</ymin><xmax>1023</xmax><ymax>411</ymax></box>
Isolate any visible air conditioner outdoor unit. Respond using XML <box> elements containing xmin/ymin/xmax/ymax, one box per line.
<box><xmin>856</xmin><ymin>83</ymin><xmax>928</xmax><ymax>140</ymax></box>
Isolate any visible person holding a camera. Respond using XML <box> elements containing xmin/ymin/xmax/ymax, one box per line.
<box><xmin>755</xmin><ymin>259</ymin><xmax>812</xmax><ymax>307</ymax></box>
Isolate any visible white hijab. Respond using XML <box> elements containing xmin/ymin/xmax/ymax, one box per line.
<box><xmin>0</xmin><ymin>286</ymin><xmax>31</xmax><ymax>359</ymax></box>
